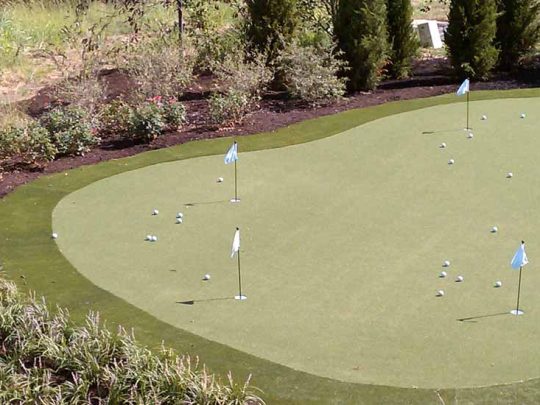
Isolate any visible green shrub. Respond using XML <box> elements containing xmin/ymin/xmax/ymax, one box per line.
<box><xmin>161</xmin><ymin>98</ymin><xmax>187</xmax><ymax>129</ymax></box>
<box><xmin>496</xmin><ymin>0</ymin><xmax>540</xmax><ymax>70</ymax></box>
<box><xmin>98</xmin><ymin>99</ymin><xmax>134</xmax><ymax>138</ymax></box>
<box><xmin>40</xmin><ymin>106</ymin><xmax>99</xmax><ymax>156</ymax></box>
<box><xmin>335</xmin><ymin>0</ymin><xmax>388</xmax><ymax>91</ymax></box>
<box><xmin>445</xmin><ymin>0</ymin><xmax>499</xmax><ymax>80</ymax></box>
<box><xmin>277</xmin><ymin>41</ymin><xmax>347</xmax><ymax>105</ymax></box>
<box><xmin>386</xmin><ymin>0</ymin><xmax>419</xmax><ymax>79</ymax></box>
<box><xmin>0</xmin><ymin>123</ymin><xmax>57</xmax><ymax>168</ymax></box>
<box><xmin>209</xmin><ymin>90</ymin><xmax>251</xmax><ymax>125</ymax></box>
<box><xmin>131</xmin><ymin>102</ymin><xmax>166</xmax><ymax>143</ymax></box>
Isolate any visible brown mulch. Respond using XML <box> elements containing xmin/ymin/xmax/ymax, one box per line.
<box><xmin>1</xmin><ymin>58</ymin><xmax>538</xmax><ymax>198</ymax></box>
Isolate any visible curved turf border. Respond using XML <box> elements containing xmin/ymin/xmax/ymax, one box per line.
<box><xmin>2</xmin><ymin>89</ymin><xmax>540</xmax><ymax>404</ymax></box>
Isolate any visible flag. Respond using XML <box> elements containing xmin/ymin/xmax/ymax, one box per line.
<box><xmin>511</xmin><ymin>241</ymin><xmax>529</xmax><ymax>269</ymax></box>
<box><xmin>231</xmin><ymin>228</ymin><xmax>240</xmax><ymax>258</ymax></box>
<box><xmin>456</xmin><ymin>79</ymin><xmax>470</xmax><ymax>96</ymax></box>
<box><xmin>224</xmin><ymin>142</ymin><xmax>238</xmax><ymax>164</ymax></box>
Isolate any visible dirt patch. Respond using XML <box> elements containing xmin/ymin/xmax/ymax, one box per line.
<box><xmin>1</xmin><ymin>59</ymin><xmax>538</xmax><ymax>198</ymax></box>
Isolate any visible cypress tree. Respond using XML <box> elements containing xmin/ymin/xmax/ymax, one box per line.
<box><xmin>445</xmin><ymin>0</ymin><xmax>499</xmax><ymax>79</ymax></box>
<box><xmin>496</xmin><ymin>0</ymin><xmax>540</xmax><ymax>70</ymax></box>
<box><xmin>335</xmin><ymin>0</ymin><xmax>388</xmax><ymax>91</ymax></box>
<box><xmin>245</xmin><ymin>0</ymin><xmax>299</xmax><ymax>64</ymax></box>
<box><xmin>386</xmin><ymin>0</ymin><xmax>419</xmax><ymax>79</ymax></box>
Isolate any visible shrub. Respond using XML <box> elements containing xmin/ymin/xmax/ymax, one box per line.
<box><xmin>335</xmin><ymin>0</ymin><xmax>388</xmax><ymax>91</ymax></box>
<box><xmin>0</xmin><ymin>123</ymin><xmax>57</xmax><ymax>168</ymax></box>
<box><xmin>161</xmin><ymin>98</ymin><xmax>187</xmax><ymax>129</ymax></box>
<box><xmin>98</xmin><ymin>99</ymin><xmax>134</xmax><ymax>138</ymax></box>
<box><xmin>496</xmin><ymin>0</ymin><xmax>540</xmax><ymax>70</ymax></box>
<box><xmin>386</xmin><ymin>0</ymin><xmax>419</xmax><ymax>79</ymax></box>
<box><xmin>445</xmin><ymin>0</ymin><xmax>499</xmax><ymax>80</ymax></box>
<box><xmin>209</xmin><ymin>90</ymin><xmax>251</xmax><ymax>125</ymax></box>
<box><xmin>130</xmin><ymin>102</ymin><xmax>166</xmax><ymax>143</ymax></box>
<box><xmin>277</xmin><ymin>41</ymin><xmax>347</xmax><ymax>105</ymax></box>
<box><xmin>40</xmin><ymin>106</ymin><xmax>99</xmax><ymax>156</ymax></box>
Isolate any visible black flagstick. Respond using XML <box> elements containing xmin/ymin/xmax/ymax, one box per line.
<box><xmin>515</xmin><ymin>240</ymin><xmax>525</xmax><ymax>315</ymax></box>
<box><xmin>234</xmin><ymin>158</ymin><xmax>238</xmax><ymax>202</ymax></box>
<box><xmin>234</xmin><ymin>227</ymin><xmax>245</xmax><ymax>300</ymax></box>
<box><xmin>466</xmin><ymin>88</ymin><xmax>470</xmax><ymax>130</ymax></box>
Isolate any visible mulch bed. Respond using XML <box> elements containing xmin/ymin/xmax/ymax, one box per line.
<box><xmin>1</xmin><ymin>58</ymin><xmax>538</xmax><ymax>198</ymax></box>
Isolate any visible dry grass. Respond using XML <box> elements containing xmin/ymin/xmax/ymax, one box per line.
<box><xmin>412</xmin><ymin>0</ymin><xmax>449</xmax><ymax>21</ymax></box>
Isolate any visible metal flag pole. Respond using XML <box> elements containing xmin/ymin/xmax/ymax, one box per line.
<box><xmin>466</xmin><ymin>90</ymin><xmax>470</xmax><ymax>130</ymax></box>
<box><xmin>514</xmin><ymin>266</ymin><xmax>524</xmax><ymax>315</ymax></box>
<box><xmin>234</xmin><ymin>158</ymin><xmax>238</xmax><ymax>202</ymax></box>
<box><xmin>237</xmin><ymin>247</ymin><xmax>242</xmax><ymax>298</ymax></box>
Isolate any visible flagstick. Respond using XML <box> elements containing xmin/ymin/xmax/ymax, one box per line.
<box><xmin>513</xmin><ymin>266</ymin><xmax>524</xmax><ymax>315</ymax></box>
<box><xmin>234</xmin><ymin>247</ymin><xmax>246</xmax><ymax>300</ymax></box>
<box><xmin>234</xmin><ymin>159</ymin><xmax>238</xmax><ymax>202</ymax></box>
<box><xmin>466</xmin><ymin>90</ymin><xmax>470</xmax><ymax>131</ymax></box>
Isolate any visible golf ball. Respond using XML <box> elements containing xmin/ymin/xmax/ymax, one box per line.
<box><xmin>176</xmin><ymin>218</ymin><xmax>183</xmax><ymax>224</ymax></box>
<box><xmin>51</xmin><ymin>233</ymin><xmax>58</xmax><ymax>239</ymax></box>
<box><xmin>203</xmin><ymin>274</ymin><xmax>211</xmax><ymax>281</ymax></box>
<box><xmin>481</xmin><ymin>115</ymin><xmax>487</xmax><ymax>120</ymax></box>
<box><xmin>521</xmin><ymin>113</ymin><xmax>526</xmax><ymax>119</ymax></box>
<box><xmin>495</xmin><ymin>280</ymin><xmax>502</xmax><ymax>288</ymax></box>
<box><xmin>507</xmin><ymin>172</ymin><xmax>513</xmax><ymax>178</ymax></box>
<box><xmin>440</xmin><ymin>271</ymin><xmax>447</xmax><ymax>278</ymax></box>
<box><xmin>456</xmin><ymin>275</ymin><xmax>464</xmax><ymax>282</ymax></box>
<box><xmin>467</xmin><ymin>132</ymin><xmax>474</xmax><ymax>139</ymax></box>
<box><xmin>152</xmin><ymin>209</ymin><xmax>159</xmax><ymax>215</ymax></box>
<box><xmin>217</xmin><ymin>177</ymin><xmax>224</xmax><ymax>183</ymax></box>
<box><xmin>176</xmin><ymin>212</ymin><xmax>184</xmax><ymax>219</ymax></box>
<box><xmin>440</xmin><ymin>142</ymin><xmax>446</xmax><ymax>148</ymax></box>
<box><xmin>145</xmin><ymin>235</ymin><xmax>152</xmax><ymax>241</ymax></box>
<box><xmin>151</xmin><ymin>235</ymin><xmax>158</xmax><ymax>242</ymax></box>
<box><xmin>491</xmin><ymin>226</ymin><xmax>498</xmax><ymax>233</ymax></box>
<box><xmin>437</xmin><ymin>290</ymin><xmax>445</xmax><ymax>297</ymax></box>
<box><xmin>448</xmin><ymin>159</ymin><xmax>455</xmax><ymax>165</ymax></box>
<box><xmin>443</xmin><ymin>260</ymin><xmax>451</xmax><ymax>267</ymax></box>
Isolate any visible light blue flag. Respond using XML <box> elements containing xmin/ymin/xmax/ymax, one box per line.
<box><xmin>511</xmin><ymin>241</ymin><xmax>529</xmax><ymax>269</ymax></box>
<box><xmin>456</xmin><ymin>79</ymin><xmax>470</xmax><ymax>96</ymax></box>
<box><xmin>224</xmin><ymin>142</ymin><xmax>238</xmax><ymax>164</ymax></box>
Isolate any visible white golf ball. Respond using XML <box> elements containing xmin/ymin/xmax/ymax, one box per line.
<box><xmin>440</xmin><ymin>271</ymin><xmax>447</xmax><ymax>278</ymax></box>
<box><xmin>176</xmin><ymin>218</ymin><xmax>183</xmax><ymax>224</ymax></box>
<box><xmin>440</xmin><ymin>142</ymin><xmax>447</xmax><ymax>148</ymax></box>
<box><xmin>203</xmin><ymin>274</ymin><xmax>211</xmax><ymax>281</ymax></box>
<box><xmin>467</xmin><ymin>132</ymin><xmax>474</xmax><ymax>139</ymax></box>
<box><xmin>507</xmin><ymin>172</ymin><xmax>513</xmax><ymax>178</ymax></box>
<box><xmin>151</xmin><ymin>235</ymin><xmax>158</xmax><ymax>242</ymax></box>
<box><xmin>520</xmin><ymin>113</ymin><xmax>526</xmax><ymax>119</ymax></box>
<box><xmin>145</xmin><ymin>235</ymin><xmax>152</xmax><ymax>241</ymax></box>
<box><xmin>443</xmin><ymin>260</ymin><xmax>451</xmax><ymax>267</ymax></box>
<box><xmin>176</xmin><ymin>212</ymin><xmax>184</xmax><ymax>219</ymax></box>
<box><xmin>448</xmin><ymin>159</ymin><xmax>455</xmax><ymax>165</ymax></box>
<box><xmin>456</xmin><ymin>275</ymin><xmax>464</xmax><ymax>282</ymax></box>
<box><xmin>491</xmin><ymin>226</ymin><xmax>498</xmax><ymax>233</ymax></box>
<box><xmin>217</xmin><ymin>177</ymin><xmax>224</xmax><ymax>183</ymax></box>
<box><xmin>152</xmin><ymin>209</ymin><xmax>159</xmax><ymax>216</ymax></box>
<box><xmin>437</xmin><ymin>290</ymin><xmax>445</xmax><ymax>297</ymax></box>
<box><xmin>51</xmin><ymin>233</ymin><xmax>58</xmax><ymax>239</ymax></box>
<box><xmin>481</xmin><ymin>115</ymin><xmax>487</xmax><ymax>120</ymax></box>
<box><xmin>495</xmin><ymin>280</ymin><xmax>502</xmax><ymax>288</ymax></box>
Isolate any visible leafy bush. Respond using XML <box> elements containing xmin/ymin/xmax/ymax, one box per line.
<box><xmin>445</xmin><ymin>0</ymin><xmax>499</xmax><ymax>80</ymax></box>
<box><xmin>0</xmin><ymin>277</ymin><xmax>263</xmax><ymax>403</ymax></box>
<box><xmin>40</xmin><ymin>106</ymin><xmax>99</xmax><ymax>156</ymax></box>
<box><xmin>277</xmin><ymin>41</ymin><xmax>347</xmax><ymax>105</ymax></box>
<box><xmin>0</xmin><ymin>123</ymin><xmax>57</xmax><ymax>168</ymax></box>
<box><xmin>386</xmin><ymin>0</ymin><xmax>419</xmax><ymax>79</ymax></box>
<box><xmin>160</xmin><ymin>97</ymin><xmax>187</xmax><ymax>129</ymax></box>
<box><xmin>209</xmin><ymin>90</ymin><xmax>251</xmax><ymax>125</ymax></box>
<box><xmin>130</xmin><ymin>101</ymin><xmax>166</xmax><ymax>143</ymax></box>
<box><xmin>98</xmin><ymin>99</ymin><xmax>134</xmax><ymax>138</ymax></box>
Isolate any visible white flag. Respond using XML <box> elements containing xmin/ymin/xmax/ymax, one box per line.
<box><xmin>456</xmin><ymin>79</ymin><xmax>470</xmax><ymax>96</ymax></box>
<box><xmin>511</xmin><ymin>241</ymin><xmax>529</xmax><ymax>269</ymax></box>
<box><xmin>231</xmin><ymin>228</ymin><xmax>240</xmax><ymax>258</ymax></box>
<box><xmin>224</xmin><ymin>142</ymin><xmax>238</xmax><ymax>164</ymax></box>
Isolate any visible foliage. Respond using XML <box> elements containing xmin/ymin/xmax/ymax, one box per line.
<box><xmin>276</xmin><ymin>41</ymin><xmax>347</xmax><ymax>105</ymax></box>
<box><xmin>445</xmin><ymin>0</ymin><xmax>499</xmax><ymax>80</ymax></box>
<box><xmin>386</xmin><ymin>0</ymin><xmax>419</xmax><ymax>79</ymax></box>
<box><xmin>245</xmin><ymin>0</ymin><xmax>300</xmax><ymax>65</ymax></box>
<box><xmin>0</xmin><ymin>122</ymin><xmax>57</xmax><ymax>168</ymax></box>
<box><xmin>335</xmin><ymin>0</ymin><xmax>388</xmax><ymax>91</ymax></box>
<box><xmin>496</xmin><ymin>0</ymin><xmax>540</xmax><ymax>69</ymax></box>
<box><xmin>160</xmin><ymin>97</ymin><xmax>187</xmax><ymax>129</ymax></box>
<box><xmin>40</xmin><ymin>105</ymin><xmax>99</xmax><ymax>156</ymax></box>
<box><xmin>0</xmin><ymin>277</ymin><xmax>262</xmax><ymax>404</ymax></box>
<box><xmin>130</xmin><ymin>101</ymin><xmax>166</xmax><ymax>143</ymax></box>
<box><xmin>97</xmin><ymin>99</ymin><xmax>134</xmax><ymax>138</ymax></box>
<box><xmin>209</xmin><ymin>54</ymin><xmax>272</xmax><ymax>125</ymax></box>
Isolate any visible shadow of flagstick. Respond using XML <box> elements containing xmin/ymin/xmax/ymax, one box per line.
<box><xmin>176</xmin><ymin>297</ymin><xmax>235</xmax><ymax>305</ymax></box>
<box><xmin>457</xmin><ymin>312</ymin><xmax>510</xmax><ymax>323</ymax></box>
<box><xmin>422</xmin><ymin>128</ymin><xmax>469</xmax><ymax>135</ymax></box>
<box><xmin>184</xmin><ymin>200</ymin><xmax>230</xmax><ymax>207</ymax></box>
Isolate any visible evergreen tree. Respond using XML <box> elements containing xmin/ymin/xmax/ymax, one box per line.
<box><xmin>496</xmin><ymin>0</ymin><xmax>540</xmax><ymax>70</ymax></box>
<box><xmin>245</xmin><ymin>0</ymin><xmax>299</xmax><ymax>64</ymax></box>
<box><xmin>386</xmin><ymin>0</ymin><xmax>419</xmax><ymax>79</ymax></box>
<box><xmin>335</xmin><ymin>0</ymin><xmax>388</xmax><ymax>90</ymax></box>
<box><xmin>445</xmin><ymin>0</ymin><xmax>499</xmax><ymax>79</ymax></box>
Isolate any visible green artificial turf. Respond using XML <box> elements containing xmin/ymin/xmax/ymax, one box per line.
<box><xmin>2</xmin><ymin>88</ymin><xmax>540</xmax><ymax>403</ymax></box>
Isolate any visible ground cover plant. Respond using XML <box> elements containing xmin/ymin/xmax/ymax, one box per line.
<box><xmin>2</xmin><ymin>88</ymin><xmax>540</xmax><ymax>404</ymax></box>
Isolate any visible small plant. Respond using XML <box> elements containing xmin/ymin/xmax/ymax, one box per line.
<box><xmin>0</xmin><ymin>123</ymin><xmax>57</xmax><ymax>168</ymax></box>
<box><xmin>160</xmin><ymin>97</ymin><xmax>187</xmax><ymax>129</ymax></box>
<box><xmin>98</xmin><ymin>99</ymin><xmax>134</xmax><ymax>138</ymax></box>
<box><xmin>131</xmin><ymin>102</ymin><xmax>166</xmax><ymax>143</ymax></box>
<box><xmin>276</xmin><ymin>41</ymin><xmax>348</xmax><ymax>105</ymax></box>
<box><xmin>209</xmin><ymin>90</ymin><xmax>251</xmax><ymax>125</ymax></box>
<box><xmin>40</xmin><ymin>106</ymin><xmax>99</xmax><ymax>157</ymax></box>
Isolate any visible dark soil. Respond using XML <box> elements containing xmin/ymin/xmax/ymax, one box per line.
<box><xmin>1</xmin><ymin>58</ymin><xmax>538</xmax><ymax>198</ymax></box>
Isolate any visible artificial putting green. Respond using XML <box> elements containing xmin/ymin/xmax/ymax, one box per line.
<box><xmin>51</xmin><ymin>96</ymin><xmax>540</xmax><ymax>389</ymax></box>
<box><xmin>3</xmin><ymin>89</ymin><xmax>540</xmax><ymax>403</ymax></box>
